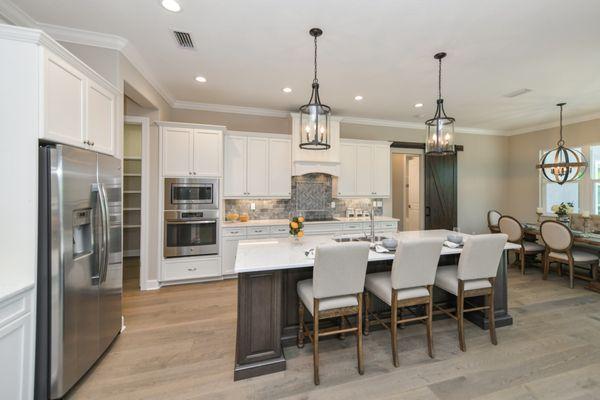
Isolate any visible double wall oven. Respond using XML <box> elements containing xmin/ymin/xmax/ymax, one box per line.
<box><xmin>164</xmin><ymin>178</ymin><xmax>219</xmax><ymax>258</ymax></box>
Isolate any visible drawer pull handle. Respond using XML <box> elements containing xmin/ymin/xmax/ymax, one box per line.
<box><xmin>187</xmin><ymin>267</ymin><xmax>197</xmax><ymax>271</ymax></box>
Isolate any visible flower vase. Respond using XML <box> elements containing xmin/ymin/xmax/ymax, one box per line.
<box><xmin>557</xmin><ymin>215</ymin><xmax>570</xmax><ymax>226</ymax></box>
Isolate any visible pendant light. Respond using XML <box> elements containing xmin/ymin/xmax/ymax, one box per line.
<box><xmin>299</xmin><ymin>28</ymin><xmax>331</xmax><ymax>150</ymax></box>
<box><xmin>536</xmin><ymin>103</ymin><xmax>588</xmax><ymax>185</ymax></box>
<box><xmin>425</xmin><ymin>52</ymin><xmax>456</xmax><ymax>155</ymax></box>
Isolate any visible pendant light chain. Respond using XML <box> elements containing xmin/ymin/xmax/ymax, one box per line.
<box><xmin>558</xmin><ymin>104</ymin><xmax>565</xmax><ymax>146</ymax></box>
<box><xmin>438</xmin><ymin>57</ymin><xmax>442</xmax><ymax>100</ymax></box>
<box><xmin>313</xmin><ymin>35</ymin><xmax>318</xmax><ymax>84</ymax></box>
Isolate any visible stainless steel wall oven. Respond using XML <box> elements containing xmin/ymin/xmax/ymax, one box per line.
<box><xmin>164</xmin><ymin>210</ymin><xmax>219</xmax><ymax>258</ymax></box>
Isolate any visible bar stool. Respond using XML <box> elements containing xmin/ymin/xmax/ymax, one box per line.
<box><xmin>297</xmin><ymin>241</ymin><xmax>370</xmax><ymax>385</ymax></box>
<box><xmin>434</xmin><ymin>233</ymin><xmax>508</xmax><ymax>352</ymax></box>
<box><xmin>487</xmin><ymin>210</ymin><xmax>502</xmax><ymax>233</ymax></box>
<box><xmin>498</xmin><ymin>215</ymin><xmax>545</xmax><ymax>274</ymax></box>
<box><xmin>364</xmin><ymin>237</ymin><xmax>444</xmax><ymax>367</ymax></box>
<box><xmin>540</xmin><ymin>220</ymin><xmax>599</xmax><ymax>288</ymax></box>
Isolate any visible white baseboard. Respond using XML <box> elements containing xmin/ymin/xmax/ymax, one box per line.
<box><xmin>141</xmin><ymin>279</ymin><xmax>160</xmax><ymax>291</ymax></box>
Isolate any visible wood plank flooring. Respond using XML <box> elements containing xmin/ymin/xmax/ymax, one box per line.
<box><xmin>66</xmin><ymin>266</ymin><xmax>600</xmax><ymax>400</ymax></box>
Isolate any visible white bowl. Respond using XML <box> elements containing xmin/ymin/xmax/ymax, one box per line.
<box><xmin>382</xmin><ymin>238</ymin><xmax>398</xmax><ymax>250</ymax></box>
<box><xmin>447</xmin><ymin>234</ymin><xmax>463</xmax><ymax>244</ymax></box>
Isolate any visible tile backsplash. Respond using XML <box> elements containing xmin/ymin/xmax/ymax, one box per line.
<box><xmin>225</xmin><ymin>173</ymin><xmax>383</xmax><ymax>220</ymax></box>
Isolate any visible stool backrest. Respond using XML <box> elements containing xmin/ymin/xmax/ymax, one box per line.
<box><xmin>391</xmin><ymin>238</ymin><xmax>444</xmax><ymax>289</ymax></box>
<box><xmin>540</xmin><ymin>220</ymin><xmax>573</xmax><ymax>252</ymax></box>
<box><xmin>458</xmin><ymin>233</ymin><xmax>508</xmax><ymax>281</ymax></box>
<box><xmin>313</xmin><ymin>242</ymin><xmax>370</xmax><ymax>299</ymax></box>
<box><xmin>487</xmin><ymin>210</ymin><xmax>502</xmax><ymax>230</ymax></box>
<box><xmin>498</xmin><ymin>215</ymin><xmax>523</xmax><ymax>243</ymax></box>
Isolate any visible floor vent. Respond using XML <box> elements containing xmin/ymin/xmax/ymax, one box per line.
<box><xmin>173</xmin><ymin>30</ymin><xmax>195</xmax><ymax>49</ymax></box>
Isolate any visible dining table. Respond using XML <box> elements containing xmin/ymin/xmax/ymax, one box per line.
<box><xmin>522</xmin><ymin>222</ymin><xmax>600</xmax><ymax>292</ymax></box>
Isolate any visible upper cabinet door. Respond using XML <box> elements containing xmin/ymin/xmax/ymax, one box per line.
<box><xmin>86</xmin><ymin>81</ymin><xmax>115</xmax><ymax>155</ymax></box>
<box><xmin>163</xmin><ymin>128</ymin><xmax>193</xmax><ymax>177</ymax></box>
<box><xmin>268</xmin><ymin>138</ymin><xmax>291</xmax><ymax>197</ymax></box>
<box><xmin>371</xmin><ymin>144</ymin><xmax>391</xmax><ymax>197</ymax></box>
<box><xmin>355</xmin><ymin>144</ymin><xmax>373</xmax><ymax>196</ymax></box>
<box><xmin>193</xmin><ymin>129</ymin><xmax>222</xmax><ymax>177</ymax></box>
<box><xmin>43</xmin><ymin>51</ymin><xmax>85</xmax><ymax>147</ymax></box>
<box><xmin>338</xmin><ymin>142</ymin><xmax>357</xmax><ymax>196</ymax></box>
<box><xmin>224</xmin><ymin>135</ymin><xmax>248</xmax><ymax>197</ymax></box>
<box><xmin>246</xmin><ymin>137</ymin><xmax>269</xmax><ymax>197</ymax></box>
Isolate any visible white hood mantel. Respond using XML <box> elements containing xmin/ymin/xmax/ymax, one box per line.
<box><xmin>291</xmin><ymin>113</ymin><xmax>341</xmax><ymax>176</ymax></box>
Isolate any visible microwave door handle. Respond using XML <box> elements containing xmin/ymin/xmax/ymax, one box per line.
<box><xmin>166</xmin><ymin>220</ymin><xmax>217</xmax><ymax>225</ymax></box>
<box><xmin>98</xmin><ymin>183</ymin><xmax>110</xmax><ymax>283</ymax></box>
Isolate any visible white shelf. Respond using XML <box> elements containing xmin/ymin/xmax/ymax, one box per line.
<box><xmin>123</xmin><ymin>190</ymin><xmax>141</xmax><ymax>194</ymax></box>
<box><xmin>123</xmin><ymin>225</ymin><xmax>141</xmax><ymax>229</ymax></box>
<box><xmin>124</xmin><ymin>156</ymin><xmax>141</xmax><ymax>160</ymax></box>
<box><xmin>124</xmin><ymin>208</ymin><xmax>141</xmax><ymax>211</ymax></box>
<box><xmin>123</xmin><ymin>173</ymin><xmax>141</xmax><ymax>177</ymax></box>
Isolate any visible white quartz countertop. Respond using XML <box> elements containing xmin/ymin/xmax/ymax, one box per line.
<box><xmin>234</xmin><ymin>230</ymin><xmax>520</xmax><ymax>273</ymax></box>
<box><xmin>222</xmin><ymin>216</ymin><xmax>399</xmax><ymax>228</ymax></box>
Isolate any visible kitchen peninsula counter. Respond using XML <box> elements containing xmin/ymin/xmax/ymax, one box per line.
<box><xmin>222</xmin><ymin>216</ymin><xmax>400</xmax><ymax>228</ymax></box>
<box><xmin>233</xmin><ymin>230</ymin><xmax>519</xmax><ymax>380</ymax></box>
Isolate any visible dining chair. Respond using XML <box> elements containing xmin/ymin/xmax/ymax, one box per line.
<box><xmin>434</xmin><ymin>234</ymin><xmax>508</xmax><ymax>352</ymax></box>
<box><xmin>540</xmin><ymin>221</ymin><xmax>599</xmax><ymax>288</ymax></box>
<box><xmin>487</xmin><ymin>210</ymin><xmax>502</xmax><ymax>233</ymax></box>
<box><xmin>296</xmin><ymin>241</ymin><xmax>370</xmax><ymax>385</ymax></box>
<box><xmin>498</xmin><ymin>215</ymin><xmax>545</xmax><ymax>274</ymax></box>
<box><xmin>363</xmin><ymin>237</ymin><xmax>444</xmax><ymax>367</ymax></box>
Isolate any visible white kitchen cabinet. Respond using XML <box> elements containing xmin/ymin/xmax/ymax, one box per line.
<box><xmin>41</xmin><ymin>49</ymin><xmax>118</xmax><ymax>156</ymax></box>
<box><xmin>336</xmin><ymin>139</ymin><xmax>391</xmax><ymax>198</ymax></box>
<box><xmin>86</xmin><ymin>80</ymin><xmax>115</xmax><ymax>155</ymax></box>
<box><xmin>193</xmin><ymin>129</ymin><xmax>223</xmax><ymax>177</ymax></box>
<box><xmin>160</xmin><ymin>123</ymin><xmax>225</xmax><ymax>177</ymax></box>
<box><xmin>224</xmin><ymin>132</ymin><xmax>291</xmax><ymax>198</ymax></box>
<box><xmin>162</xmin><ymin>127</ymin><xmax>193</xmax><ymax>177</ymax></box>
<box><xmin>221</xmin><ymin>227</ymin><xmax>247</xmax><ymax>276</ymax></box>
<box><xmin>246</xmin><ymin>137</ymin><xmax>269</xmax><ymax>196</ymax></box>
<box><xmin>161</xmin><ymin>256</ymin><xmax>221</xmax><ymax>282</ymax></box>
<box><xmin>0</xmin><ymin>289</ymin><xmax>34</xmax><ymax>400</ymax></box>
<box><xmin>269</xmin><ymin>138</ymin><xmax>292</xmax><ymax>197</ymax></box>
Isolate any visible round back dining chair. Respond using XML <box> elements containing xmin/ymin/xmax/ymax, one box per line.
<box><xmin>498</xmin><ymin>215</ymin><xmax>544</xmax><ymax>274</ymax></box>
<box><xmin>487</xmin><ymin>210</ymin><xmax>502</xmax><ymax>233</ymax></box>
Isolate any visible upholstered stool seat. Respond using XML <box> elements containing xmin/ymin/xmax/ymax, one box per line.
<box><xmin>365</xmin><ymin>272</ymin><xmax>430</xmax><ymax>306</ymax></box>
<box><xmin>297</xmin><ymin>280</ymin><xmax>359</xmax><ymax>313</ymax></box>
<box><xmin>434</xmin><ymin>266</ymin><xmax>492</xmax><ymax>295</ymax></box>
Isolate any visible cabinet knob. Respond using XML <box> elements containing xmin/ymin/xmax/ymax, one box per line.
<box><xmin>83</xmin><ymin>140</ymin><xmax>89</xmax><ymax>145</ymax></box>
<box><xmin>193</xmin><ymin>172</ymin><xmax>197</xmax><ymax>175</ymax></box>
<box><xmin>90</xmin><ymin>141</ymin><xmax>94</xmax><ymax>146</ymax></box>
<box><xmin>187</xmin><ymin>267</ymin><xmax>197</xmax><ymax>272</ymax></box>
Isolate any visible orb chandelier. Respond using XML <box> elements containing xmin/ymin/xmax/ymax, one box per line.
<box><xmin>299</xmin><ymin>28</ymin><xmax>331</xmax><ymax>150</ymax></box>
<box><xmin>536</xmin><ymin>103</ymin><xmax>588</xmax><ymax>185</ymax></box>
<box><xmin>425</xmin><ymin>52</ymin><xmax>456</xmax><ymax>155</ymax></box>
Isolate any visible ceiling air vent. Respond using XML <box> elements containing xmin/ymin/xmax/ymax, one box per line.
<box><xmin>503</xmin><ymin>88</ymin><xmax>532</xmax><ymax>98</ymax></box>
<box><xmin>172</xmin><ymin>30</ymin><xmax>195</xmax><ymax>49</ymax></box>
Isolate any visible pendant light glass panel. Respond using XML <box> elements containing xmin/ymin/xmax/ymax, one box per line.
<box><xmin>425</xmin><ymin>53</ymin><xmax>456</xmax><ymax>155</ymax></box>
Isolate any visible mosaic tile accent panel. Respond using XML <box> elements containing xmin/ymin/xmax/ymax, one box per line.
<box><xmin>224</xmin><ymin>173</ymin><xmax>383</xmax><ymax>220</ymax></box>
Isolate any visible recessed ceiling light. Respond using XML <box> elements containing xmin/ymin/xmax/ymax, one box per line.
<box><xmin>161</xmin><ymin>0</ymin><xmax>181</xmax><ymax>12</ymax></box>
<box><xmin>354</xmin><ymin>95</ymin><xmax>363</xmax><ymax>101</ymax></box>
<box><xmin>414</xmin><ymin>103</ymin><xmax>423</xmax><ymax>108</ymax></box>
<box><xmin>282</xmin><ymin>87</ymin><xmax>292</xmax><ymax>93</ymax></box>
<box><xmin>195</xmin><ymin>76</ymin><xmax>207</xmax><ymax>83</ymax></box>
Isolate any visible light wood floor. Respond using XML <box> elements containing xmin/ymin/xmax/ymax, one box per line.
<box><xmin>66</xmin><ymin>266</ymin><xmax>600</xmax><ymax>400</ymax></box>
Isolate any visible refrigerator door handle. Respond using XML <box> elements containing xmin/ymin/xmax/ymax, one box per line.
<box><xmin>97</xmin><ymin>183</ymin><xmax>110</xmax><ymax>283</ymax></box>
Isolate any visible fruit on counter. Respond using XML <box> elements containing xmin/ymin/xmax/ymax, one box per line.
<box><xmin>226</xmin><ymin>213</ymin><xmax>239</xmax><ymax>222</ymax></box>
<box><xmin>289</xmin><ymin>216</ymin><xmax>304</xmax><ymax>239</ymax></box>
<box><xmin>290</xmin><ymin>221</ymin><xmax>299</xmax><ymax>229</ymax></box>
<box><xmin>297</xmin><ymin>230</ymin><xmax>304</xmax><ymax>238</ymax></box>
<box><xmin>298</xmin><ymin>216</ymin><xmax>305</xmax><ymax>223</ymax></box>
<box><xmin>239</xmin><ymin>213</ymin><xmax>249</xmax><ymax>222</ymax></box>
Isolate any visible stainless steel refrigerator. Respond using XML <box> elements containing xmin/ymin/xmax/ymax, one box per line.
<box><xmin>36</xmin><ymin>144</ymin><xmax>122</xmax><ymax>399</ymax></box>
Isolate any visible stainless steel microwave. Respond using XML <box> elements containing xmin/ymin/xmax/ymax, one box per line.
<box><xmin>164</xmin><ymin>178</ymin><xmax>219</xmax><ymax>210</ymax></box>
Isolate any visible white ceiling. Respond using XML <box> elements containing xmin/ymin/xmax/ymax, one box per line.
<box><xmin>10</xmin><ymin>0</ymin><xmax>600</xmax><ymax>132</ymax></box>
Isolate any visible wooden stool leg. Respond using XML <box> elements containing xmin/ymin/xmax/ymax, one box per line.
<box><xmin>391</xmin><ymin>290</ymin><xmax>399</xmax><ymax>367</ymax></box>
<box><xmin>488</xmin><ymin>278</ymin><xmax>497</xmax><ymax>345</ymax></box>
<box><xmin>426</xmin><ymin>285</ymin><xmax>434</xmax><ymax>358</ymax></box>
<box><xmin>313</xmin><ymin>300</ymin><xmax>320</xmax><ymax>385</ymax></box>
<box><xmin>569</xmin><ymin>259</ymin><xmax>574</xmax><ymax>289</ymax></box>
<box><xmin>297</xmin><ymin>298</ymin><xmax>305</xmax><ymax>348</ymax></box>
<box><xmin>364</xmin><ymin>291</ymin><xmax>370</xmax><ymax>336</ymax></box>
<box><xmin>339</xmin><ymin>315</ymin><xmax>346</xmax><ymax>340</ymax></box>
<box><xmin>543</xmin><ymin>252</ymin><xmax>549</xmax><ymax>280</ymax></box>
<box><xmin>457</xmin><ymin>280</ymin><xmax>466</xmax><ymax>352</ymax></box>
<box><xmin>520</xmin><ymin>248</ymin><xmax>525</xmax><ymax>275</ymax></box>
<box><xmin>357</xmin><ymin>293</ymin><xmax>364</xmax><ymax>375</ymax></box>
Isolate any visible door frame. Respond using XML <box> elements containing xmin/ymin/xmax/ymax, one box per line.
<box><xmin>390</xmin><ymin>148</ymin><xmax>424</xmax><ymax>230</ymax></box>
<box><xmin>124</xmin><ymin>116</ymin><xmax>152</xmax><ymax>290</ymax></box>
<box><xmin>404</xmin><ymin>154</ymin><xmax>422</xmax><ymax>230</ymax></box>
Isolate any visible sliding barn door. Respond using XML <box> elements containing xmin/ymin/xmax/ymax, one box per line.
<box><xmin>425</xmin><ymin>154</ymin><xmax>457</xmax><ymax>230</ymax></box>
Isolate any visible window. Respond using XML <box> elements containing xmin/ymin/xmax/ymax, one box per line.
<box><xmin>540</xmin><ymin>144</ymin><xmax>600</xmax><ymax>215</ymax></box>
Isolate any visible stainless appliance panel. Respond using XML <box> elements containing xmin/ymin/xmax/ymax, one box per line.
<box><xmin>97</xmin><ymin>154</ymin><xmax>123</xmax><ymax>353</ymax></box>
<box><xmin>163</xmin><ymin>210</ymin><xmax>219</xmax><ymax>257</ymax></box>
<box><xmin>49</xmin><ymin>145</ymin><xmax>100</xmax><ymax>399</ymax></box>
<box><xmin>164</xmin><ymin>177</ymin><xmax>219</xmax><ymax>210</ymax></box>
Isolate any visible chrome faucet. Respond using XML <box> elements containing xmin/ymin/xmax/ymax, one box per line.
<box><xmin>370</xmin><ymin>200</ymin><xmax>375</xmax><ymax>244</ymax></box>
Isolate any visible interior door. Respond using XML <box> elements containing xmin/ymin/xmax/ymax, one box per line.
<box><xmin>163</xmin><ymin>128</ymin><xmax>192</xmax><ymax>176</ymax></box>
<box><xmin>246</xmin><ymin>137</ymin><xmax>269</xmax><ymax>196</ymax></box>
<box><xmin>224</xmin><ymin>135</ymin><xmax>248</xmax><ymax>197</ymax></box>
<box><xmin>425</xmin><ymin>153</ymin><xmax>457</xmax><ymax>230</ymax></box>
<box><xmin>405</xmin><ymin>156</ymin><xmax>421</xmax><ymax>230</ymax></box>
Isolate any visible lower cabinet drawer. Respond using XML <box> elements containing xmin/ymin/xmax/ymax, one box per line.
<box><xmin>343</xmin><ymin>222</ymin><xmax>365</xmax><ymax>231</ymax></box>
<box><xmin>247</xmin><ymin>226</ymin><xmax>270</xmax><ymax>235</ymax></box>
<box><xmin>376</xmin><ymin>221</ymin><xmax>398</xmax><ymax>231</ymax></box>
<box><xmin>161</xmin><ymin>257</ymin><xmax>221</xmax><ymax>282</ymax></box>
<box><xmin>303</xmin><ymin>223</ymin><xmax>342</xmax><ymax>235</ymax></box>
<box><xmin>270</xmin><ymin>225</ymin><xmax>289</xmax><ymax>235</ymax></box>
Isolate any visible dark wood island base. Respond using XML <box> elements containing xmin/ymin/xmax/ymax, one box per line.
<box><xmin>234</xmin><ymin>251</ymin><xmax>512</xmax><ymax>380</ymax></box>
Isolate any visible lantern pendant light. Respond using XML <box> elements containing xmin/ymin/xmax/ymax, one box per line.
<box><xmin>536</xmin><ymin>103</ymin><xmax>588</xmax><ymax>185</ymax></box>
<box><xmin>299</xmin><ymin>28</ymin><xmax>331</xmax><ymax>150</ymax></box>
<box><xmin>425</xmin><ymin>52</ymin><xmax>456</xmax><ymax>155</ymax></box>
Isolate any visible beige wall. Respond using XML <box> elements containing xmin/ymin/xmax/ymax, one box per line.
<box><xmin>170</xmin><ymin>108</ymin><xmax>291</xmax><ymax>134</ymax></box>
<box><xmin>506</xmin><ymin>118</ymin><xmax>600</xmax><ymax>223</ymax></box>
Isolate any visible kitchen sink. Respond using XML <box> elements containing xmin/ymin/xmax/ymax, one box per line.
<box><xmin>333</xmin><ymin>235</ymin><xmax>388</xmax><ymax>243</ymax></box>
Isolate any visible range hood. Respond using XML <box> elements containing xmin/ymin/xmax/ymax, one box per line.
<box><xmin>291</xmin><ymin>113</ymin><xmax>341</xmax><ymax>176</ymax></box>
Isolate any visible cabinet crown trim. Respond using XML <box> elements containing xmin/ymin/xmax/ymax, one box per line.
<box><xmin>156</xmin><ymin>121</ymin><xmax>226</xmax><ymax>131</ymax></box>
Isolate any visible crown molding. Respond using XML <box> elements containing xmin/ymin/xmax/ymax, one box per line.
<box><xmin>172</xmin><ymin>100</ymin><xmax>291</xmax><ymax>118</ymax></box>
<box><xmin>507</xmin><ymin>111</ymin><xmax>600</xmax><ymax>136</ymax></box>
<box><xmin>38</xmin><ymin>22</ymin><xmax>128</xmax><ymax>50</ymax></box>
<box><xmin>0</xmin><ymin>0</ymin><xmax>37</xmax><ymax>27</ymax></box>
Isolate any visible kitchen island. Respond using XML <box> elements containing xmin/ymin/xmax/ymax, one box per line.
<box><xmin>233</xmin><ymin>230</ymin><xmax>519</xmax><ymax>380</ymax></box>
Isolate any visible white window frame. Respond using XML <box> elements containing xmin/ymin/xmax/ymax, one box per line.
<box><xmin>539</xmin><ymin>143</ymin><xmax>600</xmax><ymax>215</ymax></box>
